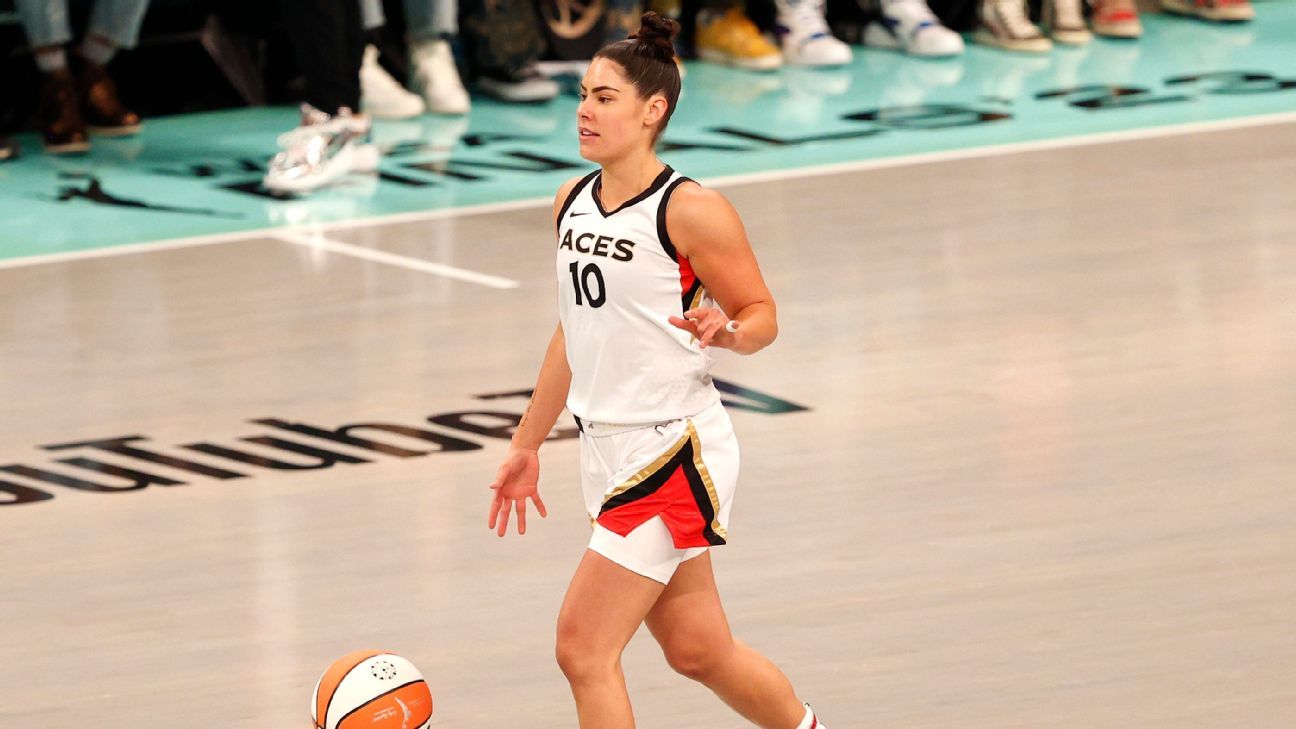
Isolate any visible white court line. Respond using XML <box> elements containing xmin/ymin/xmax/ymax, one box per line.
<box><xmin>3</xmin><ymin>109</ymin><xmax>1296</xmax><ymax>272</ymax></box>
<box><xmin>273</xmin><ymin>231</ymin><xmax>520</xmax><ymax>289</ymax></box>
<box><xmin>0</xmin><ymin>196</ymin><xmax>550</xmax><ymax>272</ymax></box>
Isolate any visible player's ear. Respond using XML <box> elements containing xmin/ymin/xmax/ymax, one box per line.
<box><xmin>644</xmin><ymin>94</ymin><xmax>668</xmax><ymax>127</ymax></box>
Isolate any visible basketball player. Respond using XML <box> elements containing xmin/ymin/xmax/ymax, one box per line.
<box><xmin>487</xmin><ymin>13</ymin><xmax>826</xmax><ymax>729</ymax></box>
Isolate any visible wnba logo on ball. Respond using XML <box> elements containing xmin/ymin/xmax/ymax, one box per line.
<box><xmin>373</xmin><ymin>695</ymin><xmax>424</xmax><ymax>727</ymax></box>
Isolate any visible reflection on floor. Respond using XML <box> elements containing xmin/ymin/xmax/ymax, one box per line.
<box><xmin>1</xmin><ymin>6</ymin><xmax>1294</xmax><ymax>259</ymax></box>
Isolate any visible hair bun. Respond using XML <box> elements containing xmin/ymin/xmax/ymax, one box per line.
<box><xmin>629</xmin><ymin>11</ymin><xmax>679</xmax><ymax>62</ymax></box>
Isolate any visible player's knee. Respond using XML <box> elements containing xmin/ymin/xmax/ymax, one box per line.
<box><xmin>662</xmin><ymin>634</ymin><xmax>732</xmax><ymax>683</ymax></box>
<box><xmin>555</xmin><ymin>620</ymin><xmax>616</xmax><ymax>684</ymax></box>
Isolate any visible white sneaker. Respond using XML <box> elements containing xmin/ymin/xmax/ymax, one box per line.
<box><xmin>360</xmin><ymin>44</ymin><xmax>426</xmax><ymax>119</ymax></box>
<box><xmin>264</xmin><ymin>105</ymin><xmax>381</xmax><ymax>194</ymax></box>
<box><xmin>864</xmin><ymin>0</ymin><xmax>965</xmax><ymax>56</ymax></box>
<box><xmin>410</xmin><ymin>38</ymin><xmax>470</xmax><ymax>115</ymax></box>
<box><xmin>975</xmin><ymin>0</ymin><xmax>1052</xmax><ymax>52</ymax></box>
<box><xmin>775</xmin><ymin>0</ymin><xmax>853</xmax><ymax>66</ymax></box>
<box><xmin>1042</xmin><ymin>0</ymin><xmax>1093</xmax><ymax>44</ymax></box>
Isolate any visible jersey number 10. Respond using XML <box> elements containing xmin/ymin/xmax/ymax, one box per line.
<box><xmin>568</xmin><ymin>261</ymin><xmax>607</xmax><ymax>308</ymax></box>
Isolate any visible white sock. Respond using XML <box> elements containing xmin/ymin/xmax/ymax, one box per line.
<box><xmin>35</xmin><ymin>47</ymin><xmax>68</xmax><ymax>73</ymax></box>
<box><xmin>79</xmin><ymin>35</ymin><xmax>118</xmax><ymax>66</ymax></box>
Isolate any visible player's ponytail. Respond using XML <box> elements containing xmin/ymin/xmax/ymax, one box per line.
<box><xmin>628</xmin><ymin>11</ymin><xmax>679</xmax><ymax>63</ymax></box>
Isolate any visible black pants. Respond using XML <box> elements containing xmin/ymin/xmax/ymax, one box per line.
<box><xmin>278</xmin><ymin>0</ymin><xmax>365</xmax><ymax>114</ymax></box>
<box><xmin>459</xmin><ymin>0</ymin><xmax>547</xmax><ymax>77</ymax></box>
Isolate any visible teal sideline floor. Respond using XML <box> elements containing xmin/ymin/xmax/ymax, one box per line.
<box><xmin>1</xmin><ymin>4</ymin><xmax>1294</xmax><ymax>260</ymax></box>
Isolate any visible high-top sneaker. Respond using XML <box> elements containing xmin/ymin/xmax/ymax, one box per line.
<box><xmin>360</xmin><ymin>44</ymin><xmax>426</xmax><ymax>119</ymax></box>
<box><xmin>410</xmin><ymin>38</ymin><xmax>471</xmax><ymax>115</ymax></box>
<box><xmin>775</xmin><ymin>0</ymin><xmax>853</xmax><ymax>66</ymax></box>
<box><xmin>1043</xmin><ymin>0</ymin><xmax>1093</xmax><ymax>44</ymax></box>
<box><xmin>975</xmin><ymin>0</ymin><xmax>1052</xmax><ymax>52</ymax></box>
<box><xmin>864</xmin><ymin>0</ymin><xmax>965</xmax><ymax>57</ymax></box>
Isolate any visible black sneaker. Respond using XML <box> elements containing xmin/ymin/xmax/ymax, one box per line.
<box><xmin>477</xmin><ymin>64</ymin><xmax>559</xmax><ymax>103</ymax></box>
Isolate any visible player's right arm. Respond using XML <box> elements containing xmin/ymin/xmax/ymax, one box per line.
<box><xmin>511</xmin><ymin>323</ymin><xmax>572</xmax><ymax>452</ymax></box>
<box><xmin>487</xmin><ymin>178</ymin><xmax>584</xmax><ymax>537</ymax></box>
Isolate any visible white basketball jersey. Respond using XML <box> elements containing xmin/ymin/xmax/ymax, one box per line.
<box><xmin>556</xmin><ymin>166</ymin><xmax>721</xmax><ymax>424</ymax></box>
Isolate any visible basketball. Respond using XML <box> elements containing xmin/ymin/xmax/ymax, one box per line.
<box><xmin>311</xmin><ymin>651</ymin><xmax>433</xmax><ymax>729</ymax></box>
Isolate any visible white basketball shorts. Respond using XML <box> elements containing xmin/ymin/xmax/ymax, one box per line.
<box><xmin>578</xmin><ymin>400</ymin><xmax>739</xmax><ymax>584</ymax></box>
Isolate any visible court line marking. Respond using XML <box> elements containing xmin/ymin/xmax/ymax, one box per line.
<box><xmin>2</xmin><ymin>109</ymin><xmax>1295</xmax><ymax>272</ymax></box>
<box><xmin>272</xmin><ymin>231</ymin><xmax>520</xmax><ymax>289</ymax></box>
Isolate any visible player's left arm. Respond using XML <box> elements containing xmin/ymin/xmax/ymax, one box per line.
<box><xmin>665</xmin><ymin>184</ymin><xmax>777</xmax><ymax>355</ymax></box>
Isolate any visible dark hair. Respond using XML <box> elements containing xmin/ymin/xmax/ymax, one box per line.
<box><xmin>594</xmin><ymin>12</ymin><xmax>682</xmax><ymax>142</ymax></box>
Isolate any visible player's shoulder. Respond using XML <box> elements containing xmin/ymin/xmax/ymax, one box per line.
<box><xmin>667</xmin><ymin>178</ymin><xmax>723</xmax><ymax>206</ymax></box>
<box><xmin>552</xmin><ymin>171</ymin><xmax>600</xmax><ymax>222</ymax></box>
<box><xmin>665</xmin><ymin>179</ymin><xmax>737</xmax><ymax>226</ymax></box>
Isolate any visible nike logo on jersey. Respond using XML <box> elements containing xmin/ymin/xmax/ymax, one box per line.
<box><xmin>569</xmin><ymin>211</ymin><xmax>591</xmax><ymax>217</ymax></box>
<box><xmin>559</xmin><ymin>229</ymin><xmax>636</xmax><ymax>261</ymax></box>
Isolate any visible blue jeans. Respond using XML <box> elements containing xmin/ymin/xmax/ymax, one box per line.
<box><xmin>358</xmin><ymin>0</ymin><xmax>458</xmax><ymax>38</ymax></box>
<box><xmin>405</xmin><ymin>0</ymin><xmax>457</xmax><ymax>40</ymax></box>
<box><xmin>16</xmin><ymin>0</ymin><xmax>151</xmax><ymax>49</ymax></box>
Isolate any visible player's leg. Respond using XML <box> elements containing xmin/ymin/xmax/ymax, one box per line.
<box><xmin>645</xmin><ymin>551</ymin><xmax>816</xmax><ymax>729</ymax></box>
<box><xmin>555</xmin><ymin>547</ymin><xmax>666</xmax><ymax>729</ymax></box>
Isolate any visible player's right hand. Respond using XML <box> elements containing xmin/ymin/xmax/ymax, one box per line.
<box><xmin>488</xmin><ymin>448</ymin><xmax>547</xmax><ymax>537</ymax></box>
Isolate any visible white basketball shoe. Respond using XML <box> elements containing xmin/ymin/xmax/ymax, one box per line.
<box><xmin>864</xmin><ymin>0</ymin><xmax>965</xmax><ymax>57</ymax></box>
<box><xmin>360</xmin><ymin>45</ymin><xmax>426</xmax><ymax>119</ymax></box>
<box><xmin>775</xmin><ymin>0</ymin><xmax>853</xmax><ymax>66</ymax></box>
<box><xmin>410</xmin><ymin>37</ymin><xmax>471</xmax><ymax>115</ymax></box>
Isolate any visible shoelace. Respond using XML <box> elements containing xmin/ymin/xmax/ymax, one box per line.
<box><xmin>989</xmin><ymin>0</ymin><xmax>1039</xmax><ymax>36</ymax></box>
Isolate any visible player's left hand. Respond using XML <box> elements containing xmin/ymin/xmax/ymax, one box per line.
<box><xmin>668</xmin><ymin>308</ymin><xmax>738</xmax><ymax>349</ymax></box>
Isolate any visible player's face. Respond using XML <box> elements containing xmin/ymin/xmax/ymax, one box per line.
<box><xmin>576</xmin><ymin>59</ymin><xmax>661</xmax><ymax>164</ymax></box>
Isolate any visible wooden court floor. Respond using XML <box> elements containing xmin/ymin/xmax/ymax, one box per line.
<box><xmin>2</xmin><ymin>123</ymin><xmax>1294</xmax><ymax>729</ymax></box>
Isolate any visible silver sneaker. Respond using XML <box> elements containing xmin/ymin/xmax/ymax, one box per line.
<box><xmin>264</xmin><ymin>105</ymin><xmax>381</xmax><ymax>194</ymax></box>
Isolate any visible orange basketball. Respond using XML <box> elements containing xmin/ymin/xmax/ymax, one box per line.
<box><xmin>311</xmin><ymin>650</ymin><xmax>433</xmax><ymax>729</ymax></box>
